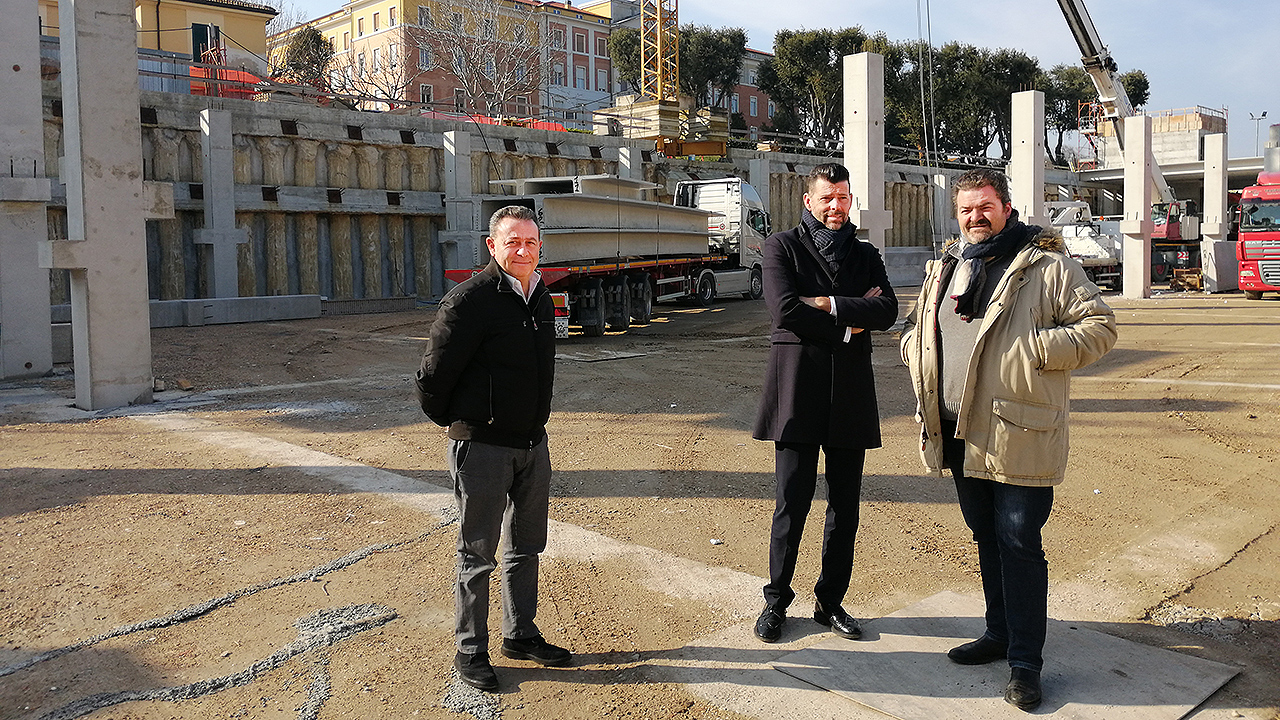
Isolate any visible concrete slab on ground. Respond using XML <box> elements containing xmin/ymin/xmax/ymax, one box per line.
<box><xmin>772</xmin><ymin>590</ymin><xmax>1240</xmax><ymax>720</ymax></box>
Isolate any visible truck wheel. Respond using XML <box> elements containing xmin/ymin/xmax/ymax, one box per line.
<box><xmin>577</xmin><ymin>278</ymin><xmax>606</xmax><ymax>337</ymax></box>
<box><xmin>604</xmin><ymin>275</ymin><xmax>631</xmax><ymax>331</ymax></box>
<box><xmin>695</xmin><ymin>274</ymin><xmax>716</xmax><ymax>307</ymax></box>
<box><xmin>1245</xmin><ymin>290</ymin><xmax>1264</xmax><ymax>300</ymax></box>
<box><xmin>1151</xmin><ymin>262</ymin><xmax>1169</xmax><ymax>283</ymax></box>
<box><xmin>744</xmin><ymin>267</ymin><xmax>764</xmax><ymax>300</ymax></box>
<box><xmin>629</xmin><ymin>273</ymin><xmax>654</xmax><ymax>323</ymax></box>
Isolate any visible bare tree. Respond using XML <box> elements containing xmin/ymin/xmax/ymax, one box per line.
<box><xmin>265</xmin><ymin>0</ymin><xmax>311</xmax><ymax>72</ymax></box>
<box><xmin>328</xmin><ymin>42</ymin><xmax>418</xmax><ymax>109</ymax></box>
<box><xmin>410</xmin><ymin>0</ymin><xmax>553</xmax><ymax>116</ymax></box>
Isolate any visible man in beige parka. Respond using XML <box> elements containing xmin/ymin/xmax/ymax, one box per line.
<box><xmin>900</xmin><ymin>169</ymin><xmax>1116</xmax><ymax>712</ymax></box>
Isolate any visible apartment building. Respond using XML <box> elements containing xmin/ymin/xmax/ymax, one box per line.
<box><xmin>38</xmin><ymin>0</ymin><xmax>277</xmax><ymax>71</ymax></box>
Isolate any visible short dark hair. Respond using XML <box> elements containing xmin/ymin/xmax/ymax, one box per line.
<box><xmin>952</xmin><ymin>168</ymin><xmax>1012</xmax><ymax>208</ymax></box>
<box><xmin>488</xmin><ymin>205</ymin><xmax>538</xmax><ymax>237</ymax></box>
<box><xmin>806</xmin><ymin>163</ymin><xmax>851</xmax><ymax>193</ymax></box>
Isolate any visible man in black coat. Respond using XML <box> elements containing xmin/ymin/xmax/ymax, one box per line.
<box><xmin>415</xmin><ymin>206</ymin><xmax>570</xmax><ymax>692</ymax></box>
<box><xmin>751</xmin><ymin>163</ymin><xmax>899</xmax><ymax>643</ymax></box>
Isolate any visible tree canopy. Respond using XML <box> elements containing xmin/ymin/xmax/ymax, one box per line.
<box><xmin>608</xmin><ymin>25</ymin><xmax>747</xmax><ymax>108</ymax></box>
<box><xmin>276</xmin><ymin>25</ymin><xmax>334</xmax><ymax>87</ymax></box>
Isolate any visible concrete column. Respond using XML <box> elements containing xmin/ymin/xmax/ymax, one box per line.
<box><xmin>330</xmin><ymin>214</ymin><xmax>354</xmax><ymax>298</ymax></box>
<box><xmin>387</xmin><ymin>217</ymin><xmax>406</xmax><ymax>297</ymax></box>
<box><xmin>842</xmin><ymin>52</ymin><xmax>892</xmax><ymax>250</ymax></box>
<box><xmin>1200</xmin><ymin>133</ymin><xmax>1236</xmax><ymax>293</ymax></box>
<box><xmin>932</xmin><ymin>173</ymin><xmax>952</xmax><ymax>249</ymax></box>
<box><xmin>195</xmin><ymin>110</ymin><xmax>249</xmax><ymax>298</ymax></box>
<box><xmin>748</xmin><ymin>155</ymin><xmax>770</xmax><ymax>211</ymax></box>
<box><xmin>296</xmin><ymin>213</ymin><xmax>319</xmax><ymax>295</ymax></box>
<box><xmin>1120</xmin><ymin>116</ymin><xmax>1154</xmax><ymax>299</ymax></box>
<box><xmin>265</xmin><ymin>212</ymin><xmax>288</xmax><ymax>295</ymax></box>
<box><xmin>0</xmin><ymin>0</ymin><xmax>54</xmax><ymax>379</ymax></box>
<box><xmin>1010</xmin><ymin>91</ymin><xmax>1046</xmax><ymax>228</ymax></box>
<box><xmin>412</xmin><ymin>216</ymin><xmax>433</xmax><ymax>299</ymax></box>
<box><xmin>40</xmin><ymin>0</ymin><xmax>155</xmax><ymax>409</ymax></box>
<box><xmin>617</xmin><ymin>146</ymin><xmax>637</xmax><ymax>180</ymax></box>
<box><xmin>442</xmin><ymin>131</ymin><xmax>474</xmax><ymax>269</ymax></box>
<box><xmin>360</xmin><ymin>214</ymin><xmax>382</xmax><ymax>297</ymax></box>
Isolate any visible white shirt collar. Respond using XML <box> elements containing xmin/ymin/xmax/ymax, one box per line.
<box><xmin>500</xmin><ymin>268</ymin><xmax>541</xmax><ymax>302</ymax></box>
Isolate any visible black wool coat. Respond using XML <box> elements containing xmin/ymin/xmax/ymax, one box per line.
<box><xmin>415</xmin><ymin>260</ymin><xmax>556</xmax><ymax>449</ymax></box>
<box><xmin>752</xmin><ymin>222</ymin><xmax>899</xmax><ymax>449</ymax></box>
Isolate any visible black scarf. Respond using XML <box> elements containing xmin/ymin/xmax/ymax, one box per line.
<box><xmin>948</xmin><ymin>211</ymin><xmax>1037</xmax><ymax>319</ymax></box>
<box><xmin>801</xmin><ymin>211</ymin><xmax>856</xmax><ymax>272</ymax></box>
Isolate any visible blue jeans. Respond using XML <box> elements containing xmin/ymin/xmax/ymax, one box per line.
<box><xmin>449</xmin><ymin>438</ymin><xmax>551</xmax><ymax>655</ymax></box>
<box><xmin>943</xmin><ymin>426</ymin><xmax>1053</xmax><ymax>672</ymax></box>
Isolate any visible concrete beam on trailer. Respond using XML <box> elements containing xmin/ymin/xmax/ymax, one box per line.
<box><xmin>1120</xmin><ymin>116</ymin><xmax>1154</xmax><ymax>299</ymax></box>
<box><xmin>1010</xmin><ymin>91</ymin><xmax>1046</xmax><ymax>228</ymax></box>
<box><xmin>0</xmin><ymin>0</ymin><xmax>54</xmax><ymax>379</ymax></box>
<box><xmin>194</xmin><ymin>109</ymin><xmax>249</xmax><ymax>299</ymax></box>
<box><xmin>843</xmin><ymin>53</ymin><xmax>892</xmax><ymax>251</ymax></box>
<box><xmin>1200</xmin><ymin>134</ymin><xmax>1236</xmax><ymax>293</ymax></box>
<box><xmin>38</xmin><ymin>0</ymin><xmax>156</xmax><ymax>410</ymax></box>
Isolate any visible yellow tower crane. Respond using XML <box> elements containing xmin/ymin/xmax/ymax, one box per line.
<box><xmin>639</xmin><ymin>0</ymin><xmax>678</xmax><ymax>101</ymax></box>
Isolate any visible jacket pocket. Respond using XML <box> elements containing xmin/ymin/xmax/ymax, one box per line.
<box><xmin>986</xmin><ymin>397</ymin><xmax>1066</xmax><ymax>480</ymax></box>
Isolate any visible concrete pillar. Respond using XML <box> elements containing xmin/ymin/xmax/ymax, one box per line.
<box><xmin>617</xmin><ymin>146</ymin><xmax>637</xmax><ymax>180</ymax></box>
<box><xmin>387</xmin><ymin>217</ymin><xmax>406</xmax><ymax>297</ymax></box>
<box><xmin>1120</xmin><ymin>116</ymin><xmax>1154</xmax><ymax>299</ymax></box>
<box><xmin>0</xmin><ymin>0</ymin><xmax>54</xmax><ymax>379</ymax></box>
<box><xmin>1010</xmin><ymin>91</ymin><xmax>1046</xmax><ymax>228</ymax></box>
<box><xmin>330</xmin><ymin>214</ymin><xmax>354</xmax><ymax>298</ymax></box>
<box><xmin>360</xmin><ymin>214</ymin><xmax>382</xmax><ymax>297</ymax></box>
<box><xmin>195</xmin><ymin>110</ymin><xmax>249</xmax><ymax>298</ymax></box>
<box><xmin>264</xmin><ymin>212</ymin><xmax>288</xmax><ymax>295</ymax></box>
<box><xmin>296</xmin><ymin>213</ymin><xmax>319</xmax><ymax>295</ymax></box>
<box><xmin>748</xmin><ymin>155</ymin><xmax>770</xmax><ymax>211</ymax></box>
<box><xmin>40</xmin><ymin>0</ymin><xmax>156</xmax><ymax>409</ymax></box>
<box><xmin>442</xmin><ymin>131</ymin><xmax>474</xmax><ymax>269</ymax></box>
<box><xmin>842</xmin><ymin>53</ymin><xmax>892</xmax><ymax>250</ymax></box>
<box><xmin>932</xmin><ymin>173</ymin><xmax>952</xmax><ymax>250</ymax></box>
<box><xmin>412</xmin><ymin>216</ymin><xmax>433</xmax><ymax>299</ymax></box>
<box><xmin>1200</xmin><ymin>134</ymin><xmax>1235</xmax><ymax>293</ymax></box>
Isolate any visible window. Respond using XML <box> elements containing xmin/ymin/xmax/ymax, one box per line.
<box><xmin>372</xmin><ymin>47</ymin><xmax>380</xmax><ymax>70</ymax></box>
<box><xmin>358</xmin><ymin>52</ymin><xmax>366</xmax><ymax>73</ymax></box>
<box><xmin>419</xmin><ymin>47</ymin><xmax>431</xmax><ymax>69</ymax></box>
<box><xmin>450</xmin><ymin>12</ymin><xmax>463</xmax><ymax>33</ymax></box>
<box><xmin>731</xmin><ymin>93</ymin><xmax>739</xmax><ymax>113</ymax></box>
<box><xmin>373</xmin><ymin>12</ymin><xmax>379</xmax><ymax>30</ymax></box>
<box><xmin>553</xmin><ymin>63</ymin><xmax>565</xmax><ymax>85</ymax></box>
<box><xmin>514</xmin><ymin>25</ymin><xmax>526</xmax><ymax>43</ymax></box>
<box><xmin>343</xmin><ymin>31</ymin><xmax>349</xmax><ymax>49</ymax></box>
<box><xmin>359</xmin><ymin>17</ymin><xmax>366</xmax><ymax>35</ymax></box>
<box><xmin>768</xmin><ymin>101</ymin><xmax>775</xmax><ymax>117</ymax></box>
<box><xmin>574</xmin><ymin>32</ymin><xmax>586</xmax><ymax>53</ymax></box>
<box><xmin>485</xmin><ymin>58</ymin><xmax>495</xmax><ymax>78</ymax></box>
<box><xmin>515</xmin><ymin>95</ymin><xmax>529</xmax><ymax>115</ymax></box>
<box><xmin>515</xmin><ymin>63</ymin><xmax>526</xmax><ymax>82</ymax></box>
<box><xmin>597</xmin><ymin>68</ymin><xmax>607</xmax><ymax>91</ymax></box>
<box><xmin>551</xmin><ymin>28</ymin><xmax>565</xmax><ymax>49</ymax></box>
<box><xmin>454</xmin><ymin>88</ymin><xmax>465</xmax><ymax>110</ymax></box>
<box><xmin>388</xmin><ymin>43</ymin><xmax>397</xmax><ymax>66</ymax></box>
<box><xmin>575</xmin><ymin>65</ymin><xmax>586</xmax><ymax>89</ymax></box>
<box><xmin>418</xmin><ymin>6</ymin><xmax>431</xmax><ymax>26</ymax></box>
<box><xmin>749</xmin><ymin>96</ymin><xmax>758</xmax><ymax>117</ymax></box>
<box><xmin>596</xmin><ymin>36</ymin><xmax>607</xmax><ymax>57</ymax></box>
<box><xmin>389</xmin><ymin>7</ymin><xmax>396</xmax><ymax>25</ymax></box>
<box><xmin>749</xmin><ymin>72</ymin><xmax>757</xmax><ymax>86</ymax></box>
<box><xmin>482</xmin><ymin>18</ymin><xmax>494</xmax><ymax>38</ymax></box>
<box><xmin>420</xmin><ymin>84</ymin><xmax>433</xmax><ymax>103</ymax></box>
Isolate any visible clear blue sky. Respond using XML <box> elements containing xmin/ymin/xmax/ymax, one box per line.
<box><xmin>286</xmin><ymin>0</ymin><xmax>1278</xmax><ymax>159</ymax></box>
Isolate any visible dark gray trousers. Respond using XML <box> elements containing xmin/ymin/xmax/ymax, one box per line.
<box><xmin>448</xmin><ymin>437</ymin><xmax>551</xmax><ymax>655</ymax></box>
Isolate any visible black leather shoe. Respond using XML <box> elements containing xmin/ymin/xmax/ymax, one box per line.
<box><xmin>813</xmin><ymin>602</ymin><xmax>862</xmax><ymax>640</ymax></box>
<box><xmin>947</xmin><ymin>635</ymin><xmax>1008</xmax><ymax>665</ymax></box>
<box><xmin>501</xmin><ymin>636</ymin><xmax>572</xmax><ymax>666</ymax></box>
<box><xmin>754</xmin><ymin>605</ymin><xmax>786</xmax><ymax>643</ymax></box>
<box><xmin>454</xmin><ymin>651</ymin><xmax>499</xmax><ymax>692</ymax></box>
<box><xmin>1005</xmin><ymin>667</ymin><xmax>1042</xmax><ymax>711</ymax></box>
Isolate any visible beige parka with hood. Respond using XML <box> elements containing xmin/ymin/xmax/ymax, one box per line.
<box><xmin>900</xmin><ymin>228</ymin><xmax>1117</xmax><ymax>486</ymax></box>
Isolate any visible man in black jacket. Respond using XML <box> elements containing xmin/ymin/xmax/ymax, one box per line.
<box><xmin>415</xmin><ymin>205</ymin><xmax>569</xmax><ymax>692</ymax></box>
<box><xmin>752</xmin><ymin>163</ymin><xmax>899</xmax><ymax>643</ymax></box>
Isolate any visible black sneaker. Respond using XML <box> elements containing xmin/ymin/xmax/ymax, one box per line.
<box><xmin>501</xmin><ymin>636</ymin><xmax>572</xmax><ymax>666</ymax></box>
<box><xmin>754</xmin><ymin>605</ymin><xmax>786</xmax><ymax>643</ymax></box>
<box><xmin>454</xmin><ymin>651</ymin><xmax>498</xmax><ymax>692</ymax></box>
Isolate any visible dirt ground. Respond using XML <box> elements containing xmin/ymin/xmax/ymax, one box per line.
<box><xmin>1</xmin><ymin>289</ymin><xmax>1278</xmax><ymax>720</ymax></box>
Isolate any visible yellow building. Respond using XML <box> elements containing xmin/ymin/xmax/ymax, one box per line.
<box><xmin>38</xmin><ymin>0</ymin><xmax>277</xmax><ymax>71</ymax></box>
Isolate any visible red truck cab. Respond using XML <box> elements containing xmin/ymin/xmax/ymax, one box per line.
<box><xmin>1237</xmin><ymin>170</ymin><xmax>1280</xmax><ymax>300</ymax></box>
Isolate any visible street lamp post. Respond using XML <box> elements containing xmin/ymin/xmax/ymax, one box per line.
<box><xmin>1251</xmin><ymin>111</ymin><xmax>1268</xmax><ymax>156</ymax></box>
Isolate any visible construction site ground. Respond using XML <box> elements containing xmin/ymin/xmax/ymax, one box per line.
<box><xmin>1</xmin><ymin>288</ymin><xmax>1278</xmax><ymax>720</ymax></box>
